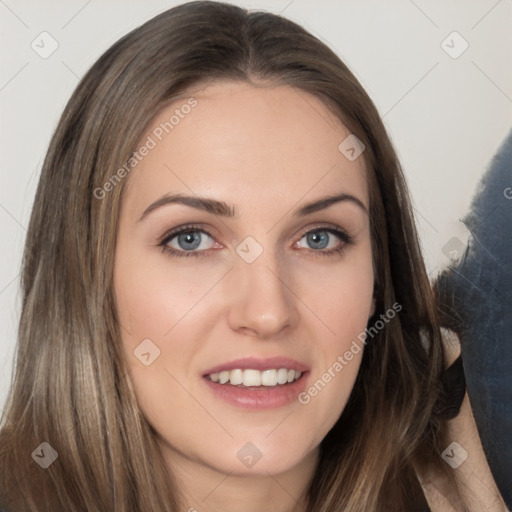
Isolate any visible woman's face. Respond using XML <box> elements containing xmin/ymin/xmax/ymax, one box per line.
<box><xmin>114</xmin><ymin>81</ymin><xmax>374</xmax><ymax>478</ymax></box>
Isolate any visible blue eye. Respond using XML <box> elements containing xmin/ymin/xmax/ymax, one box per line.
<box><xmin>160</xmin><ymin>226</ymin><xmax>215</xmax><ymax>257</ymax></box>
<box><xmin>173</xmin><ymin>231</ymin><xmax>208</xmax><ymax>251</ymax></box>
<box><xmin>300</xmin><ymin>230</ymin><xmax>336</xmax><ymax>250</ymax></box>
<box><xmin>295</xmin><ymin>228</ymin><xmax>354</xmax><ymax>256</ymax></box>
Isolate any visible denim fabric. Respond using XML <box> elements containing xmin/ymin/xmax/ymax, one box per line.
<box><xmin>435</xmin><ymin>129</ymin><xmax>512</xmax><ymax>507</ymax></box>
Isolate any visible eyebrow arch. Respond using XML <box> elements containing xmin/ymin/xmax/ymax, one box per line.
<box><xmin>138</xmin><ymin>194</ymin><xmax>236</xmax><ymax>221</ymax></box>
<box><xmin>138</xmin><ymin>192</ymin><xmax>368</xmax><ymax>222</ymax></box>
<box><xmin>294</xmin><ymin>193</ymin><xmax>368</xmax><ymax>216</ymax></box>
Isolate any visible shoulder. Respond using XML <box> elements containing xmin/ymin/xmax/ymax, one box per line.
<box><xmin>418</xmin><ymin>329</ymin><xmax>508</xmax><ymax>512</ymax></box>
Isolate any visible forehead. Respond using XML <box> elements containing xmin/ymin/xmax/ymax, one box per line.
<box><xmin>122</xmin><ymin>81</ymin><xmax>368</xmax><ymax>216</ymax></box>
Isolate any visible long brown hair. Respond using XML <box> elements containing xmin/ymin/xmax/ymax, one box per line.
<box><xmin>0</xmin><ymin>2</ymin><xmax>454</xmax><ymax>510</ymax></box>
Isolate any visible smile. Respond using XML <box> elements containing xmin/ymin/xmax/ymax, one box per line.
<box><xmin>207</xmin><ymin>368</ymin><xmax>302</xmax><ymax>387</ymax></box>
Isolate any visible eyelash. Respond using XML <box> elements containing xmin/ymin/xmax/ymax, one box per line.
<box><xmin>158</xmin><ymin>223</ymin><xmax>355</xmax><ymax>259</ymax></box>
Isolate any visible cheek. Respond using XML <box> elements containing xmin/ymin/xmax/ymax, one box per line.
<box><xmin>113</xmin><ymin>251</ymin><xmax>229</xmax><ymax>420</ymax></box>
<box><xmin>113</xmin><ymin>252</ymin><xmax>218</xmax><ymax>443</ymax></box>
<box><xmin>294</xmin><ymin>247</ymin><xmax>373</xmax><ymax>427</ymax></box>
<box><xmin>299</xmin><ymin>246</ymin><xmax>374</xmax><ymax>344</ymax></box>
<box><xmin>114</xmin><ymin>250</ymin><xmax>224</xmax><ymax>348</ymax></box>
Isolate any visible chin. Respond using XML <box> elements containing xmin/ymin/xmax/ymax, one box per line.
<box><xmin>206</xmin><ymin>439</ymin><xmax>316</xmax><ymax>477</ymax></box>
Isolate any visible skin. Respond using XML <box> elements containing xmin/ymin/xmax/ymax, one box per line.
<box><xmin>114</xmin><ymin>81</ymin><xmax>375</xmax><ymax>512</ymax></box>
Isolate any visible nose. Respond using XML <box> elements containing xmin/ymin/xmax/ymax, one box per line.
<box><xmin>226</xmin><ymin>250</ymin><xmax>300</xmax><ymax>339</ymax></box>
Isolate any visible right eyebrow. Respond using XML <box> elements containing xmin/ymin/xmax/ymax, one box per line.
<box><xmin>138</xmin><ymin>194</ymin><xmax>237</xmax><ymax>222</ymax></box>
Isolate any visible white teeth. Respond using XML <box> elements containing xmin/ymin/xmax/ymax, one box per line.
<box><xmin>277</xmin><ymin>368</ymin><xmax>288</xmax><ymax>384</ymax></box>
<box><xmin>229</xmin><ymin>369</ymin><xmax>243</xmax><ymax>385</ymax></box>
<box><xmin>243</xmin><ymin>369</ymin><xmax>261</xmax><ymax>386</ymax></box>
<box><xmin>261</xmin><ymin>369</ymin><xmax>277</xmax><ymax>386</ymax></box>
<box><xmin>207</xmin><ymin>367</ymin><xmax>303</xmax><ymax>387</ymax></box>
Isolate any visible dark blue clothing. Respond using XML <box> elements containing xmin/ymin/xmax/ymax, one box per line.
<box><xmin>435</xmin><ymin>129</ymin><xmax>512</xmax><ymax>507</ymax></box>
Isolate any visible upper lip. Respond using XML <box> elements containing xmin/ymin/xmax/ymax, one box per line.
<box><xmin>202</xmin><ymin>356</ymin><xmax>310</xmax><ymax>376</ymax></box>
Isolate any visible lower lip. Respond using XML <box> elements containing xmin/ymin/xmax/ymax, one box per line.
<box><xmin>203</xmin><ymin>373</ymin><xmax>309</xmax><ymax>410</ymax></box>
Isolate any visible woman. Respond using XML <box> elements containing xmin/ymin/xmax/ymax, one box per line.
<box><xmin>0</xmin><ymin>2</ymin><xmax>506</xmax><ymax>510</ymax></box>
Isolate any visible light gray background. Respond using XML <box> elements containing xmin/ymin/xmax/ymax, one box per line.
<box><xmin>1</xmin><ymin>0</ymin><xmax>511</xmax><ymax>412</ymax></box>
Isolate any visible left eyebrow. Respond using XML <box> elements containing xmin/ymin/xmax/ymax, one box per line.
<box><xmin>293</xmin><ymin>193</ymin><xmax>368</xmax><ymax>216</ymax></box>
